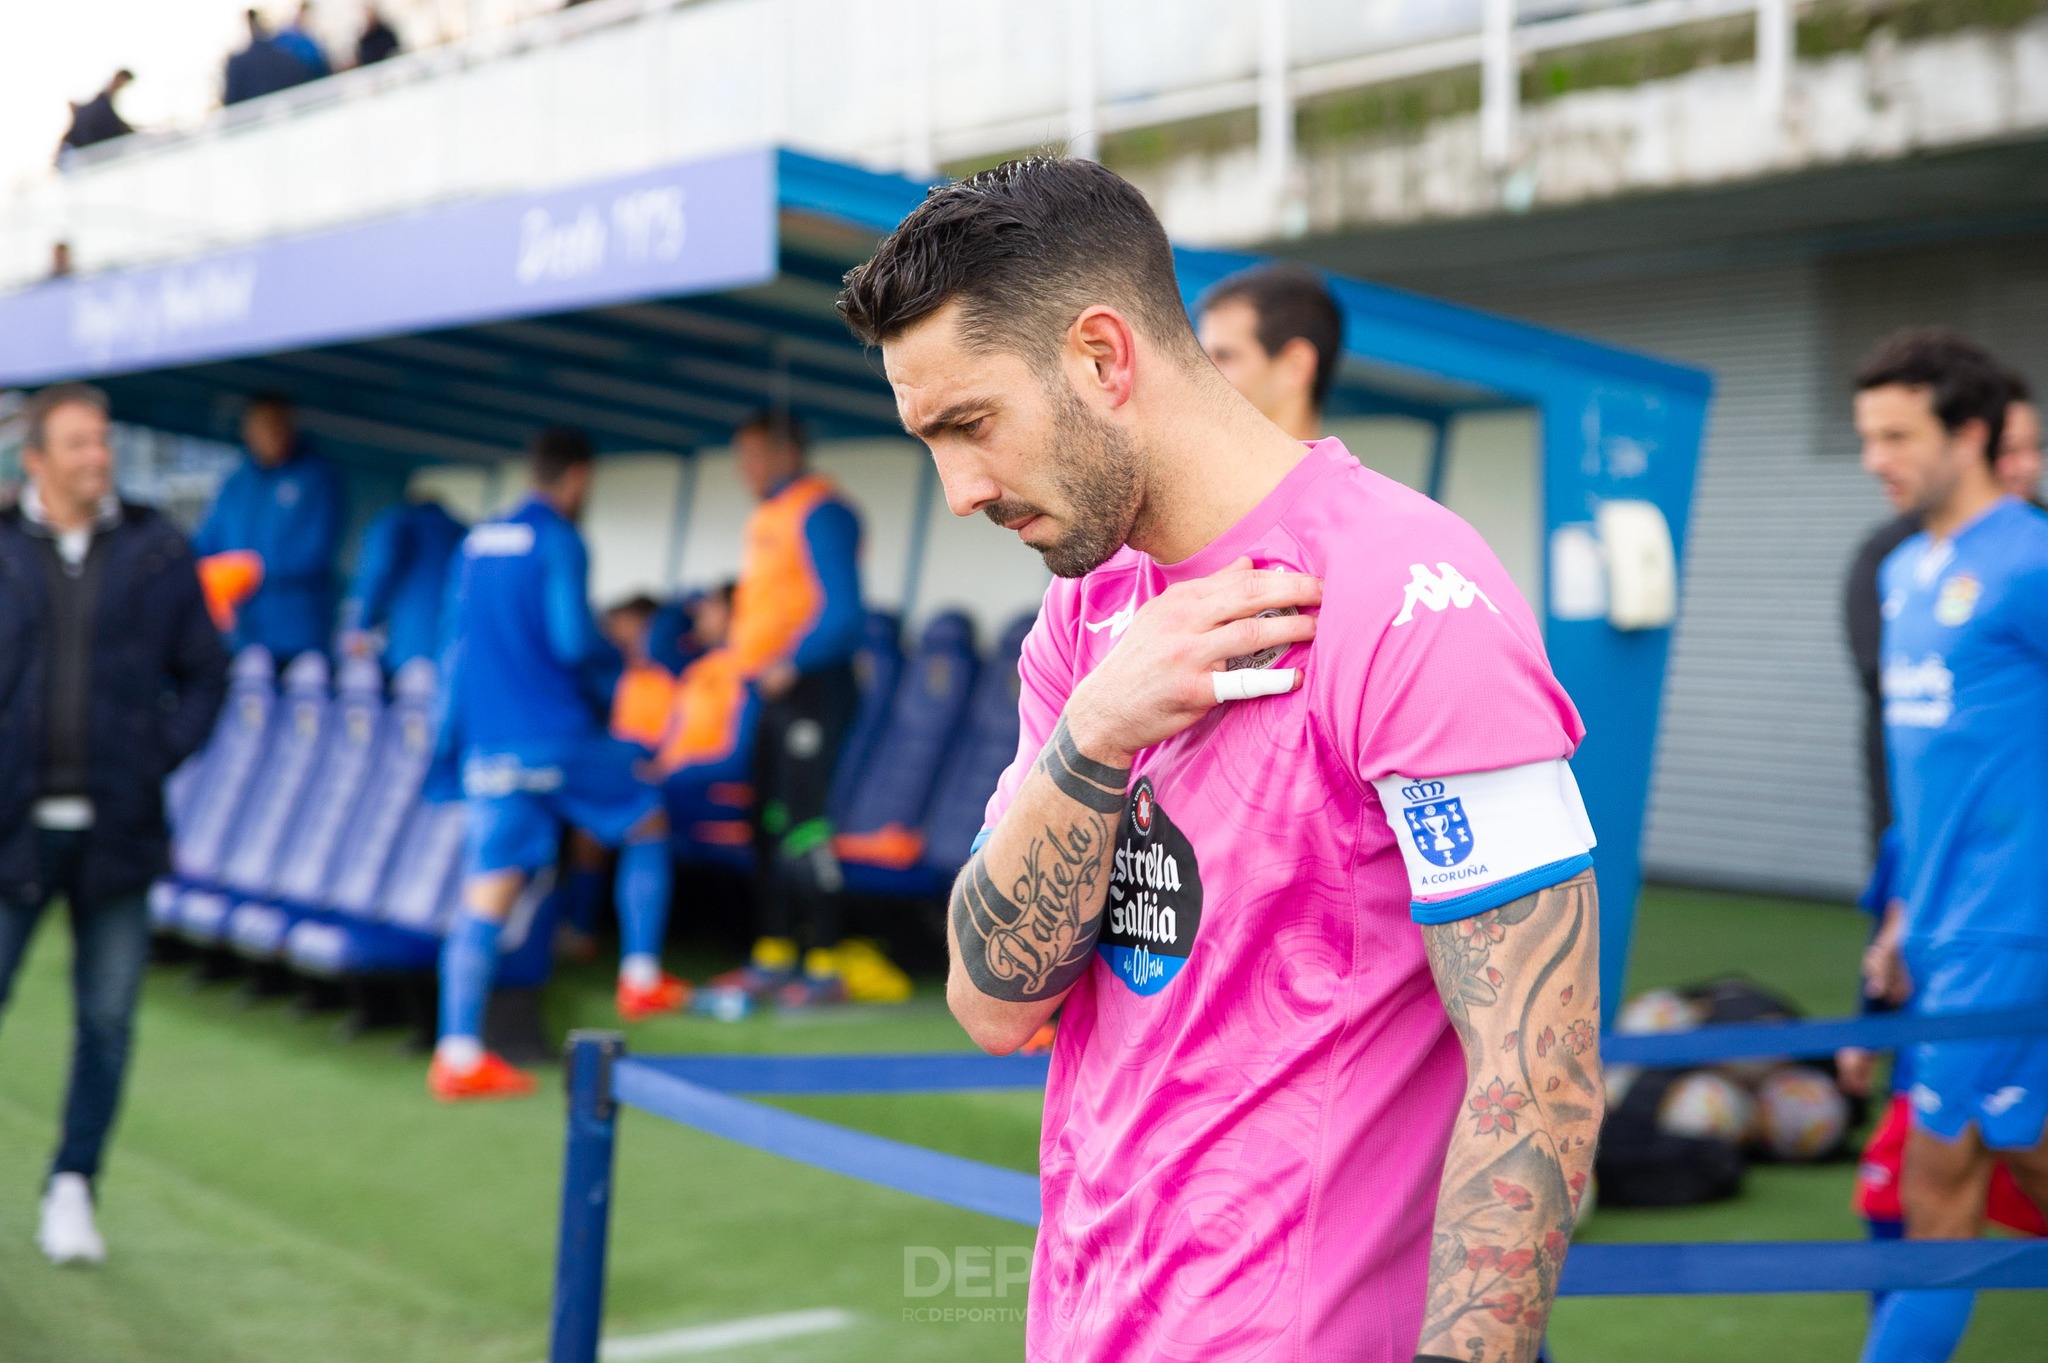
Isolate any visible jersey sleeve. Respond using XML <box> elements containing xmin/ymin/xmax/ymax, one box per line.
<box><xmin>792</xmin><ymin>499</ymin><xmax>866</xmax><ymax>673</ymax></box>
<box><xmin>1326</xmin><ymin>552</ymin><xmax>1592</xmax><ymax>923</ymax></box>
<box><xmin>978</xmin><ymin>584</ymin><xmax>1076</xmax><ymax>844</ymax></box>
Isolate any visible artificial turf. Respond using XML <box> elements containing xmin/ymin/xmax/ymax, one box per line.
<box><xmin>0</xmin><ymin>886</ymin><xmax>2038</xmax><ymax>1361</ymax></box>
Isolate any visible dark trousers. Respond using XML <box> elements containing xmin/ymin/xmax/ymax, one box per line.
<box><xmin>750</xmin><ymin>663</ymin><xmax>858</xmax><ymax>950</ymax></box>
<box><xmin>0</xmin><ymin>828</ymin><xmax>152</xmax><ymax>1184</ymax></box>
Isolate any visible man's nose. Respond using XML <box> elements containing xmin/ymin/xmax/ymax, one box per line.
<box><xmin>934</xmin><ymin>457</ymin><xmax>1000</xmax><ymax>519</ymax></box>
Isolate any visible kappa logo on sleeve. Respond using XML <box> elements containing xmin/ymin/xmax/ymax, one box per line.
<box><xmin>1098</xmin><ymin>777</ymin><xmax>1204</xmax><ymax>996</ymax></box>
<box><xmin>1391</xmin><ymin>562</ymin><xmax>1499</xmax><ymax>626</ymax></box>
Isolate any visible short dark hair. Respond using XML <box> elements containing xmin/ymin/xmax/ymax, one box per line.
<box><xmin>245</xmin><ymin>389</ymin><xmax>294</xmax><ymax>417</ymax></box>
<box><xmin>21</xmin><ymin>382</ymin><xmax>109</xmax><ymax>452</ymax></box>
<box><xmin>2006</xmin><ymin>369</ymin><xmax>2033</xmax><ymax>406</ymax></box>
<box><xmin>837</xmin><ymin>155</ymin><xmax>1200</xmax><ymax>370</ymax></box>
<box><xmin>606</xmin><ymin>594</ymin><xmax>660</xmax><ymax>621</ymax></box>
<box><xmin>1855</xmin><ymin>326</ymin><xmax>2012</xmax><ymax>464</ymax></box>
<box><xmin>529</xmin><ymin>425</ymin><xmax>594</xmax><ymax>485</ymax></box>
<box><xmin>1196</xmin><ymin>263</ymin><xmax>1345</xmax><ymax>412</ymax></box>
<box><xmin>734</xmin><ymin>409</ymin><xmax>807</xmax><ymax>455</ymax></box>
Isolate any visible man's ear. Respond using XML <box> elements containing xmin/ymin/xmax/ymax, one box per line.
<box><xmin>1067</xmin><ymin>306</ymin><xmax>1140</xmax><ymax>411</ymax></box>
<box><xmin>1276</xmin><ymin>336</ymin><xmax>1321</xmax><ymax>403</ymax></box>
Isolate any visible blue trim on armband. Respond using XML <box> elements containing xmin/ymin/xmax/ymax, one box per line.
<box><xmin>1409</xmin><ymin>853</ymin><xmax>1593</xmax><ymax>925</ymax></box>
<box><xmin>970</xmin><ymin>828</ymin><xmax>992</xmax><ymax>856</ymax></box>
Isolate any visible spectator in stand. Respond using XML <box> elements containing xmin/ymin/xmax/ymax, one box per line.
<box><xmin>356</xmin><ymin>6</ymin><xmax>401</xmax><ymax>66</ymax></box>
<box><xmin>0</xmin><ymin>384</ymin><xmax>228</xmax><ymax>1265</ymax></box>
<box><xmin>224</xmin><ymin>9</ymin><xmax>318</xmax><ymax>106</ymax></box>
<box><xmin>274</xmin><ymin>4</ymin><xmax>331</xmax><ymax>79</ymax></box>
<box><xmin>338</xmin><ymin>480</ymin><xmax>466</xmax><ymax>674</ymax></box>
<box><xmin>193</xmin><ymin>393</ymin><xmax>343</xmax><ymax>663</ymax></box>
<box><xmin>57</xmin><ymin>71</ymin><xmax>134</xmax><ymax>162</ymax></box>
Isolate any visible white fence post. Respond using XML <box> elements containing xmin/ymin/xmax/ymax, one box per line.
<box><xmin>1755</xmin><ymin>0</ymin><xmax>1792</xmax><ymax>134</ymax></box>
<box><xmin>1067</xmin><ymin>0</ymin><xmax>1099</xmax><ymax>160</ymax></box>
<box><xmin>901</xmin><ymin>0</ymin><xmax>935</xmax><ymax>176</ymax></box>
<box><xmin>1257</xmin><ymin>0</ymin><xmax>1293</xmax><ymax>195</ymax></box>
<box><xmin>1481</xmin><ymin>0</ymin><xmax>1518</xmax><ymax>170</ymax></box>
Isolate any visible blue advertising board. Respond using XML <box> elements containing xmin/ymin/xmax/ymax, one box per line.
<box><xmin>0</xmin><ymin>148</ymin><xmax>778</xmax><ymax>385</ymax></box>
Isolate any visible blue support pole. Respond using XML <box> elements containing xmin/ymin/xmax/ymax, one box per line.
<box><xmin>549</xmin><ymin>1030</ymin><xmax>624</xmax><ymax>1363</ymax></box>
<box><xmin>1423</xmin><ymin>415</ymin><xmax>1453</xmax><ymax>504</ymax></box>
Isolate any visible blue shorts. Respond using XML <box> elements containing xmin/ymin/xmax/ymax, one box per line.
<box><xmin>462</xmin><ymin>738</ymin><xmax>661</xmax><ymax>877</ymax></box>
<box><xmin>1903</xmin><ymin>939</ymin><xmax>2048</xmax><ymax>1150</ymax></box>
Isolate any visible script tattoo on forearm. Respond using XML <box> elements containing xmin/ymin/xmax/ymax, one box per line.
<box><xmin>1417</xmin><ymin>871</ymin><xmax>1603</xmax><ymax>1363</ymax></box>
<box><xmin>951</xmin><ymin>717</ymin><xmax>1128</xmax><ymax>1001</ymax></box>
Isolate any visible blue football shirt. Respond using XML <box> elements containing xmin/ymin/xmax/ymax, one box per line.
<box><xmin>1880</xmin><ymin>497</ymin><xmax>2048</xmax><ymax>950</ymax></box>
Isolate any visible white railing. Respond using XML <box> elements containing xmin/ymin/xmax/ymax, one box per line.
<box><xmin>5</xmin><ymin>0</ymin><xmax>1800</xmax><ymax>288</ymax></box>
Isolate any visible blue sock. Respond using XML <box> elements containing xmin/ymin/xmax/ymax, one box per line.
<box><xmin>561</xmin><ymin>866</ymin><xmax>604</xmax><ymax>935</ymax></box>
<box><xmin>615</xmin><ymin>840</ymin><xmax>673</xmax><ymax>964</ymax></box>
<box><xmin>437</xmin><ymin>911</ymin><xmax>504</xmax><ymax>1043</ymax></box>
<box><xmin>1866</xmin><ymin>1217</ymin><xmax>1904</xmax><ymax>1315</ymax></box>
<box><xmin>1860</xmin><ymin>1289</ymin><xmax>1975</xmax><ymax>1363</ymax></box>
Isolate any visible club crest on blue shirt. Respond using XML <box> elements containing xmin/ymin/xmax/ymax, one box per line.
<box><xmin>1401</xmin><ymin>780</ymin><xmax>1474</xmax><ymax>868</ymax></box>
<box><xmin>1934</xmin><ymin>574</ymin><xmax>1981</xmax><ymax>627</ymax></box>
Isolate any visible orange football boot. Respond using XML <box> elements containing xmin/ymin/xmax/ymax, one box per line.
<box><xmin>616</xmin><ymin>971</ymin><xmax>692</xmax><ymax>1022</ymax></box>
<box><xmin>428</xmin><ymin>1051</ymin><xmax>538</xmax><ymax>1102</ymax></box>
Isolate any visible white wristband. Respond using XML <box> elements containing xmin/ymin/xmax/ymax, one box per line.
<box><xmin>1213</xmin><ymin>668</ymin><xmax>1297</xmax><ymax>703</ymax></box>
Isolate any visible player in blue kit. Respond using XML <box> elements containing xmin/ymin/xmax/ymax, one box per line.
<box><xmin>1854</xmin><ymin>328</ymin><xmax>2048</xmax><ymax>1363</ymax></box>
<box><xmin>427</xmin><ymin>428</ymin><xmax>687</xmax><ymax>1101</ymax></box>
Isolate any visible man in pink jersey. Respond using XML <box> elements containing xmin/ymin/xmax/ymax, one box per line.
<box><xmin>839</xmin><ymin>157</ymin><xmax>1603</xmax><ymax>1363</ymax></box>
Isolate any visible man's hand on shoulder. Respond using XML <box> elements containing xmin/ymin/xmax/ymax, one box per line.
<box><xmin>1065</xmin><ymin>556</ymin><xmax>1320</xmax><ymax>764</ymax></box>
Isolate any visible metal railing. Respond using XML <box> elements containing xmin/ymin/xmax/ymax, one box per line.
<box><xmin>8</xmin><ymin>0</ymin><xmax>1803</xmax><ymax>288</ymax></box>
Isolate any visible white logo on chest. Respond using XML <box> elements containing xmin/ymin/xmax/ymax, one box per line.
<box><xmin>1084</xmin><ymin>594</ymin><xmax>1137</xmax><ymax>639</ymax></box>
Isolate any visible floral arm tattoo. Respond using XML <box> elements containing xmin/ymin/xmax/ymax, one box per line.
<box><xmin>950</xmin><ymin>716</ymin><xmax>1129</xmax><ymax>1003</ymax></box>
<box><xmin>1416</xmin><ymin>871</ymin><xmax>1603</xmax><ymax>1363</ymax></box>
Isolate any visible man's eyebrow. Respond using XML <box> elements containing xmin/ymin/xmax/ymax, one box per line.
<box><xmin>905</xmin><ymin>400</ymin><xmax>992</xmax><ymax>441</ymax></box>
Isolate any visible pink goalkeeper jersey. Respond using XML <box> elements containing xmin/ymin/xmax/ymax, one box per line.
<box><xmin>984</xmin><ymin>440</ymin><xmax>1591</xmax><ymax>1362</ymax></box>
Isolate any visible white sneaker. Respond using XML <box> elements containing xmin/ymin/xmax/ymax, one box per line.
<box><xmin>37</xmin><ymin>1173</ymin><xmax>106</xmax><ymax>1265</ymax></box>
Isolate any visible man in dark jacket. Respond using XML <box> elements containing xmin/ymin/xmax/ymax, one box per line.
<box><xmin>0</xmin><ymin>384</ymin><xmax>228</xmax><ymax>1265</ymax></box>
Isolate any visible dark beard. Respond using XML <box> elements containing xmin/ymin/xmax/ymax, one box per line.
<box><xmin>982</xmin><ymin>388</ymin><xmax>1140</xmax><ymax>578</ymax></box>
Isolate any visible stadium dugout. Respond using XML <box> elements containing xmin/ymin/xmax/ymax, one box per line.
<box><xmin>0</xmin><ymin>147</ymin><xmax>1709</xmax><ymax>1018</ymax></box>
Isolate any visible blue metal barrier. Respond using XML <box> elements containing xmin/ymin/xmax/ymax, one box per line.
<box><xmin>547</xmin><ymin>1014</ymin><xmax>2048</xmax><ymax>1362</ymax></box>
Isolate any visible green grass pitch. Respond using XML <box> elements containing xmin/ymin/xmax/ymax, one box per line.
<box><xmin>0</xmin><ymin>887</ymin><xmax>2039</xmax><ymax>1361</ymax></box>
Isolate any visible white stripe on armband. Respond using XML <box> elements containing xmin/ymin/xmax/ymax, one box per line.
<box><xmin>1371</xmin><ymin>758</ymin><xmax>1596</xmax><ymax>923</ymax></box>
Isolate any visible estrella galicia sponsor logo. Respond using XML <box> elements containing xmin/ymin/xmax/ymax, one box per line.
<box><xmin>1401</xmin><ymin>780</ymin><xmax>1475</xmax><ymax>869</ymax></box>
<box><xmin>1098</xmin><ymin>776</ymin><xmax>1203</xmax><ymax>996</ymax></box>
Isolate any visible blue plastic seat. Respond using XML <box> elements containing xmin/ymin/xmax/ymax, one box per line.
<box><xmin>826</xmin><ymin>610</ymin><xmax>905</xmax><ymax>822</ymax></box>
<box><xmin>177</xmin><ymin>653</ymin><xmax>335</xmax><ymax>945</ymax></box>
<box><xmin>224</xmin><ymin>657</ymin><xmax>389</xmax><ymax>960</ymax></box>
<box><xmin>284</xmin><ymin>799</ymin><xmax>465</xmax><ymax>979</ymax></box>
<box><xmin>842</xmin><ymin>612</ymin><xmax>1028</xmax><ymax>897</ymax></box>
<box><xmin>284</xmin><ymin>801</ymin><xmax>559</xmax><ymax>986</ymax></box>
<box><xmin>832</xmin><ymin>612</ymin><xmax>979</xmax><ymax>895</ymax></box>
<box><xmin>150</xmin><ymin>647</ymin><xmax>275</xmax><ymax>931</ymax></box>
<box><xmin>918</xmin><ymin>611</ymin><xmax>1033</xmax><ymax>873</ymax></box>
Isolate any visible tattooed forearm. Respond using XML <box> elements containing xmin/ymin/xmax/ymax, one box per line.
<box><xmin>949</xmin><ymin>715</ymin><xmax>1129</xmax><ymax>1004</ymax></box>
<box><xmin>1037</xmin><ymin>716</ymin><xmax>1129</xmax><ymax>814</ymax></box>
<box><xmin>1417</xmin><ymin>872</ymin><xmax>1603</xmax><ymax>1363</ymax></box>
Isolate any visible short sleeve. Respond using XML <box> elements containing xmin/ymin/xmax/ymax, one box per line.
<box><xmin>1324</xmin><ymin>548</ymin><xmax>1591</xmax><ymax>922</ymax></box>
<box><xmin>980</xmin><ymin>583</ymin><xmax>1076</xmax><ymax>836</ymax></box>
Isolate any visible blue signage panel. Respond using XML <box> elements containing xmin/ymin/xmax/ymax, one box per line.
<box><xmin>0</xmin><ymin>147</ymin><xmax>780</xmax><ymax>385</ymax></box>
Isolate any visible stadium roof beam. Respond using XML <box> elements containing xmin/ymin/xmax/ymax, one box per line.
<box><xmin>0</xmin><ymin>146</ymin><xmax>1714</xmax><ymax>1021</ymax></box>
